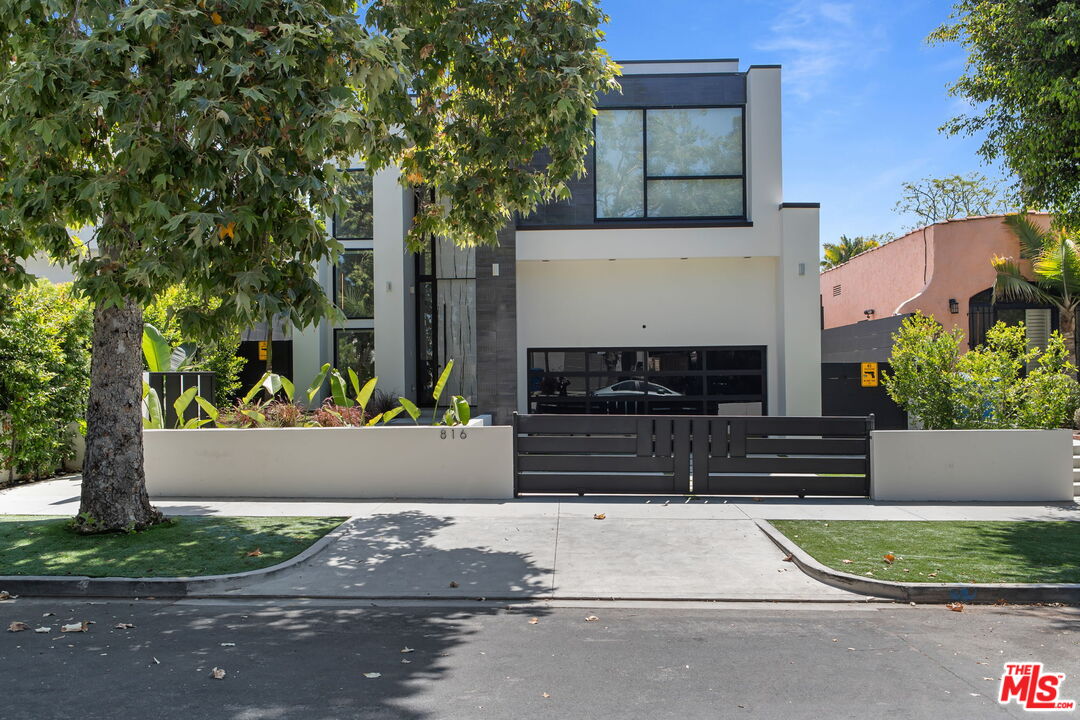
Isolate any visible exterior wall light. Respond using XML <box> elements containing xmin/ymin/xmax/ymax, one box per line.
<box><xmin>949</xmin><ymin>298</ymin><xmax>959</xmax><ymax>314</ymax></box>
<box><xmin>863</xmin><ymin>309</ymin><xmax>875</xmax><ymax>319</ymax></box>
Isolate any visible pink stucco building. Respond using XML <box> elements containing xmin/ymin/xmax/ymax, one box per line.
<box><xmin>819</xmin><ymin>213</ymin><xmax>1053</xmax><ymax>351</ymax></box>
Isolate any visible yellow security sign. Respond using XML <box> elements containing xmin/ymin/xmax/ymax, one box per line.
<box><xmin>258</xmin><ymin>341</ymin><xmax>268</xmax><ymax>361</ymax></box>
<box><xmin>861</xmin><ymin>362</ymin><xmax>879</xmax><ymax>387</ymax></box>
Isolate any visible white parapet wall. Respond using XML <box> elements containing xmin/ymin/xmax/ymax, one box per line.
<box><xmin>870</xmin><ymin>429</ymin><xmax>1074</xmax><ymax>502</ymax></box>
<box><xmin>144</xmin><ymin>424</ymin><xmax>513</xmax><ymax>500</ymax></box>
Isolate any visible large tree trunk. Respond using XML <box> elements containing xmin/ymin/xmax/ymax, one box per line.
<box><xmin>74</xmin><ymin>299</ymin><xmax>162</xmax><ymax>533</ymax></box>
<box><xmin>1060</xmin><ymin>305</ymin><xmax>1078</xmax><ymax>372</ymax></box>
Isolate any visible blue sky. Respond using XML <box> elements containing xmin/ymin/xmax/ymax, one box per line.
<box><xmin>600</xmin><ymin>0</ymin><xmax>1000</xmax><ymax>250</ymax></box>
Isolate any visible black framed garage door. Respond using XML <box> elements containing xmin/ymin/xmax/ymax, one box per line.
<box><xmin>527</xmin><ymin>346</ymin><xmax>767</xmax><ymax>415</ymax></box>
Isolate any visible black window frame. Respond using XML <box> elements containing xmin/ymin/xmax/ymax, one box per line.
<box><xmin>333</xmin><ymin>327</ymin><xmax>376</xmax><ymax>383</ymax></box>
<box><xmin>414</xmin><ymin>234</ymin><xmax>439</xmax><ymax>404</ymax></box>
<box><xmin>593</xmin><ymin>105</ymin><xmax>747</xmax><ymax>222</ymax></box>
<box><xmin>332</xmin><ymin>168</ymin><xmax>374</xmax><ymax>241</ymax></box>
<box><xmin>526</xmin><ymin>345</ymin><xmax>767</xmax><ymax>415</ymax></box>
<box><xmin>333</xmin><ymin>248</ymin><xmax>375</xmax><ymax>320</ymax></box>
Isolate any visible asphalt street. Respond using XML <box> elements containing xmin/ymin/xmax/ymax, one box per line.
<box><xmin>1</xmin><ymin>598</ymin><xmax>1078</xmax><ymax>719</ymax></box>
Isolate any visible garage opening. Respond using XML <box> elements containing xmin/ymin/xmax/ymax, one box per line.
<box><xmin>526</xmin><ymin>346</ymin><xmax>767</xmax><ymax>415</ymax></box>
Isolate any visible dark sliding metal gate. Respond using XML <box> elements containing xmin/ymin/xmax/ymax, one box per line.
<box><xmin>513</xmin><ymin>413</ymin><xmax>873</xmax><ymax>497</ymax></box>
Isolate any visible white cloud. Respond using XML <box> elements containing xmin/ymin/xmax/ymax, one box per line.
<box><xmin>756</xmin><ymin>1</ymin><xmax>886</xmax><ymax>101</ymax></box>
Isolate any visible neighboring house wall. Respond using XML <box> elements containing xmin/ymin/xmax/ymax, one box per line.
<box><xmin>820</xmin><ymin>213</ymin><xmax>1050</xmax><ymax>350</ymax></box>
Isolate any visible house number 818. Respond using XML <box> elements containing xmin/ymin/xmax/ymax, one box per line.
<box><xmin>440</xmin><ymin>428</ymin><xmax>467</xmax><ymax>439</ymax></box>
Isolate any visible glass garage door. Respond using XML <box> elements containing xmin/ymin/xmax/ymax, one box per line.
<box><xmin>526</xmin><ymin>346</ymin><xmax>767</xmax><ymax>416</ymax></box>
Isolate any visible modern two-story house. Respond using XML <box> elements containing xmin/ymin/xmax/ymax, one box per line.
<box><xmin>292</xmin><ymin>59</ymin><xmax>822</xmax><ymax>424</ymax></box>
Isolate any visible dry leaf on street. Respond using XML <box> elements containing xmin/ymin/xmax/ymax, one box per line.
<box><xmin>0</xmin><ymin>590</ymin><xmax>16</xmax><ymax>601</ymax></box>
<box><xmin>114</xmin><ymin>623</ymin><xmax>135</xmax><ymax>629</ymax></box>
<box><xmin>400</xmin><ymin>647</ymin><xmax>414</xmax><ymax>653</ymax></box>
<box><xmin>782</xmin><ymin>553</ymin><xmax>794</xmax><ymax>562</ymax></box>
<box><xmin>527</xmin><ymin>618</ymin><xmax>539</xmax><ymax>625</ymax></box>
<box><xmin>363</xmin><ymin>672</ymin><xmax>381</xmax><ymax>679</ymax></box>
<box><xmin>7</xmin><ymin>621</ymin><xmax>29</xmax><ymax>632</ymax></box>
<box><xmin>448</xmin><ymin>581</ymin><xmax>459</xmax><ymax>588</ymax></box>
<box><xmin>245</xmin><ymin>548</ymin><xmax>263</xmax><ymax>557</ymax></box>
<box><xmin>542</xmin><ymin>693</ymin><xmax>551</xmax><ymax>698</ymax></box>
<box><xmin>584</xmin><ymin>615</ymin><xmax>599</xmax><ymax>622</ymax></box>
<box><xmin>883</xmin><ymin>553</ymin><xmax>896</xmax><ymax>564</ymax></box>
<box><xmin>34</xmin><ymin>627</ymin><xmax>50</xmax><ymax>634</ymax></box>
<box><xmin>946</xmin><ymin>602</ymin><xmax>964</xmax><ymax>612</ymax></box>
<box><xmin>593</xmin><ymin>513</ymin><xmax>606</xmax><ymax>520</ymax></box>
<box><xmin>210</xmin><ymin>667</ymin><xmax>226</xmax><ymax>680</ymax></box>
<box><xmin>61</xmin><ymin>622</ymin><xmax>89</xmax><ymax>633</ymax></box>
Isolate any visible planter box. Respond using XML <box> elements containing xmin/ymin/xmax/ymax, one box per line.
<box><xmin>144</xmin><ymin>424</ymin><xmax>513</xmax><ymax>500</ymax></box>
<box><xmin>870</xmin><ymin>429</ymin><xmax>1074</xmax><ymax>502</ymax></box>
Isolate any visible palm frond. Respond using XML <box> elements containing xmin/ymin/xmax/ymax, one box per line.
<box><xmin>1004</xmin><ymin>213</ymin><xmax>1049</xmax><ymax>260</ymax></box>
<box><xmin>992</xmin><ymin>256</ymin><xmax>1051</xmax><ymax>304</ymax></box>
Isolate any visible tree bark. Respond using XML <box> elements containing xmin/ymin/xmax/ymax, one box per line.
<box><xmin>75</xmin><ymin>299</ymin><xmax>162</xmax><ymax>533</ymax></box>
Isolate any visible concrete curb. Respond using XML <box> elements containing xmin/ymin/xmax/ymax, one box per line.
<box><xmin>755</xmin><ymin>519</ymin><xmax>1080</xmax><ymax>605</ymax></box>
<box><xmin>0</xmin><ymin>517</ymin><xmax>356</xmax><ymax>599</ymax></box>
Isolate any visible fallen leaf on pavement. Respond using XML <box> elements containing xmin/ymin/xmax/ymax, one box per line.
<box><xmin>584</xmin><ymin>615</ymin><xmax>599</xmax><ymax>622</ymax></box>
<box><xmin>210</xmin><ymin>667</ymin><xmax>226</xmax><ymax>680</ymax></box>
<box><xmin>946</xmin><ymin>602</ymin><xmax>964</xmax><ymax>613</ymax></box>
<box><xmin>152</xmin><ymin>657</ymin><xmax>160</xmax><ymax>665</ymax></box>
<box><xmin>883</xmin><ymin>553</ymin><xmax>896</xmax><ymax>564</ymax></box>
<box><xmin>995</xmin><ymin>598</ymin><xmax>1009</xmax><ymax>606</ymax></box>
<box><xmin>593</xmin><ymin>513</ymin><xmax>606</xmax><ymax>520</ymax></box>
<box><xmin>400</xmin><ymin>647</ymin><xmax>414</xmax><ymax>653</ymax></box>
<box><xmin>61</xmin><ymin>622</ymin><xmax>89</xmax><ymax>633</ymax></box>
<box><xmin>401</xmin><ymin>658</ymin><xmax>411</xmax><ymax>664</ymax></box>
<box><xmin>34</xmin><ymin>627</ymin><xmax>50</xmax><ymax>633</ymax></box>
<box><xmin>527</xmin><ymin>618</ymin><xmax>539</xmax><ymax>625</ymax></box>
<box><xmin>114</xmin><ymin>623</ymin><xmax>135</xmax><ymax>629</ymax></box>
<box><xmin>542</xmin><ymin>693</ymin><xmax>551</xmax><ymax>698</ymax></box>
<box><xmin>0</xmin><ymin>590</ymin><xmax>16</xmax><ymax>601</ymax></box>
<box><xmin>220</xmin><ymin>642</ymin><xmax>235</xmax><ymax>647</ymax></box>
<box><xmin>363</xmin><ymin>672</ymin><xmax>381</xmax><ymax>679</ymax></box>
<box><xmin>448</xmin><ymin>581</ymin><xmax>459</xmax><ymax>588</ymax></box>
<box><xmin>245</xmin><ymin>548</ymin><xmax>263</xmax><ymax>557</ymax></box>
<box><xmin>7</xmin><ymin>621</ymin><xmax>29</xmax><ymax>632</ymax></box>
<box><xmin>782</xmin><ymin>553</ymin><xmax>794</xmax><ymax>562</ymax></box>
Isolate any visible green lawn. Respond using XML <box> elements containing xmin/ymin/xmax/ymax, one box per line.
<box><xmin>0</xmin><ymin>515</ymin><xmax>345</xmax><ymax>578</ymax></box>
<box><xmin>770</xmin><ymin>520</ymin><xmax>1080</xmax><ymax>584</ymax></box>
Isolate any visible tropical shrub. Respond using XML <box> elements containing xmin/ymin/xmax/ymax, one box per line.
<box><xmin>143</xmin><ymin>285</ymin><xmax>245</xmax><ymax>405</ymax></box>
<box><xmin>0</xmin><ymin>281</ymin><xmax>92</xmax><ymax>478</ymax></box>
<box><xmin>884</xmin><ymin>313</ymin><xmax>1080</xmax><ymax>429</ymax></box>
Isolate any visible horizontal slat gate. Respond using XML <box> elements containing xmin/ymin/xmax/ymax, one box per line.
<box><xmin>514</xmin><ymin>414</ymin><xmax>872</xmax><ymax>497</ymax></box>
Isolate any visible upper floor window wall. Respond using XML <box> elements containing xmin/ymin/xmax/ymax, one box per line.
<box><xmin>595</xmin><ymin>107</ymin><xmax>745</xmax><ymax>220</ymax></box>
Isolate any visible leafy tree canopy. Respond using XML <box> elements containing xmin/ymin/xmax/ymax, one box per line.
<box><xmin>932</xmin><ymin>2</ymin><xmax>1080</xmax><ymax>226</ymax></box>
<box><xmin>894</xmin><ymin>173</ymin><xmax>1011</xmax><ymax>229</ymax></box>
<box><xmin>820</xmin><ymin>234</ymin><xmax>891</xmax><ymax>269</ymax></box>
<box><xmin>0</xmin><ymin>0</ymin><xmax>617</xmax><ymax>337</ymax></box>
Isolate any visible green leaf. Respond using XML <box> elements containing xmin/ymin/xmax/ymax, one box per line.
<box><xmin>398</xmin><ymin>397</ymin><xmax>421</xmax><ymax>423</ymax></box>
<box><xmin>171</xmin><ymin>342</ymin><xmax>197</xmax><ymax>371</ymax></box>
<box><xmin>142</xmin><ymin>324</ymin><xmax>172</xmax><ymax>373</ymax></box>
<box><xmin>195</xmin><ymin>396</ymin><xmax>219</xmax><ymax>421</ymax></box>
<box><xmin>143</xmin><ymin>383</ymin><xmax>164</xmax><ymax>430</ymax></box>
<box><xmin>452</xmin><ymin>395</ymin><xmax>470</xmax><ymax>425</ymax></box>
<box><xmin>381</xmin><ymin>406</ymin><xmax>404</xmax><ymax>424</ymax></box>
<box><xmin>279</xmin><ymin>376</ymin><xmax>295</xmax><ymax>402</ymax></box>
<box><xmin>306</xmin><ymin>363</ymin><xmax>331</xmax><ymax>404</ymax></box>
<box><xmin>347</xmin><ymin>367</ymin><xmax>361</xmax><ymax>399</ymax></box>
<box><xmin>433</xmin><ymin>359</ymin><xmax>454</xmax><ymax>402</ymax></box>
<box><xmin>172</xmin><ymin>386</ymin><xmax>198</xmax><ymax>428</ymax></box>
<box><xmin>329</xmin><ymin>370</ymin><xmax>353</xmax><ymax>408</ymax></box>
<box><xmin>241</xmin><ymin>409</ymin><xmax>267</xmax><ymax>426</ymax></box>
<box><xmin>356</xmin><ymin>377</ymin><xmax>377</xmax><ymax>411</ymax></box>
<box><xmin>243</xmin><ymin>372</ymin><xmax>271</xmax><ymax>404</ymax></box>
<box><xmin>365</xmin><ymin>412</ymin><xmax>383</xmax><ymax>426</ymax></box>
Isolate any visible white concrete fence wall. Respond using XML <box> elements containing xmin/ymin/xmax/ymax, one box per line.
<box><xmin>870</xmin><ymin>429</ymin><xmax>1074</xmax><ymax>503</ymax></box>
<box><xmin>144</xmin><ymin>424</ymin><xmax>513</xmax><ymax>500</ymax></box>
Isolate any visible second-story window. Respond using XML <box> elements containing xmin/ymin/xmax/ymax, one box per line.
<box><xmin>595</xmin><ymin>107</ymin><xmax>745</xmax><ymax>220</ymax></box>
<box><xmin>332</xmin><ymin>168</ymin><xmax>376</xmax><ymax>378</ymax></box>
<box><xmin>333</xmin><ymin>170</ymin><xmax>373</xmax><ymax>240</ymax></box>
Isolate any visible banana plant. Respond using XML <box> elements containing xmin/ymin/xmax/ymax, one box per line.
<box><xmin>141</xmin><ymin>383</ymin><xmax>165</xmax><ymax>429</ymax></box>
<box><xmin>172</xmin><ymin>386</ymin><xmax>213</xmax><ymax>429</ymax></box>
<box><xmin>142</xmin><ymin>323</ymin><xmax>196</xmax><ymax>372</ymax></box>
<box><xmin>430</xmin><ymin>360</ymin><xmax>455</xmax><ymax>423</ymax></box>
<box><xmin>396</xmin><ymin>360</ymin><xmax>469</xmax><ymax>426</ymax></box>
<box><xmin>243</xmin><ymin>371</ymin><xmax>294</xmax><ymax>404</ymax></box>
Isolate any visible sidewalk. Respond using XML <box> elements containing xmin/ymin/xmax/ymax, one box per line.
<box><xmin>2</xmin><ymin>478</ymin><xmax>1078</xmax><ymax>602</ymax></box>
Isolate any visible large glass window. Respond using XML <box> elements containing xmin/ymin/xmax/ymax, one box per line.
<box><xmin>334</xmin><ymin>329</ymin><xmax>375</xmax><ymax>382</ymax></box>
<box><xmin>595</xmin><ymin>107</ymin><xmax>745</xmax><ymax>220</ymax></box>
<box><xmin>333</xmin><ymin>170</ymin><xmax>373</xmax><ymax>240</ymax></box>
<box><xmin>528</xmin><ymin>345</ymin><xmax>766</xmax><ymax>415</ymax></box>
<box><xmin>334</xmin><ymin>249</ymin><xmax>374</xmax><ymax>319</ymax></box>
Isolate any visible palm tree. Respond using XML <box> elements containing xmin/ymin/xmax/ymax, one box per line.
<box><xmin>820</xmin><ymin>235</ymin><xmax>881</xmax><ymax>269</ymax></box>
<box><xmin>992</xmin><ymin>213</ymin><xmax>1080</xmax><ymax>368</ymax></box>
